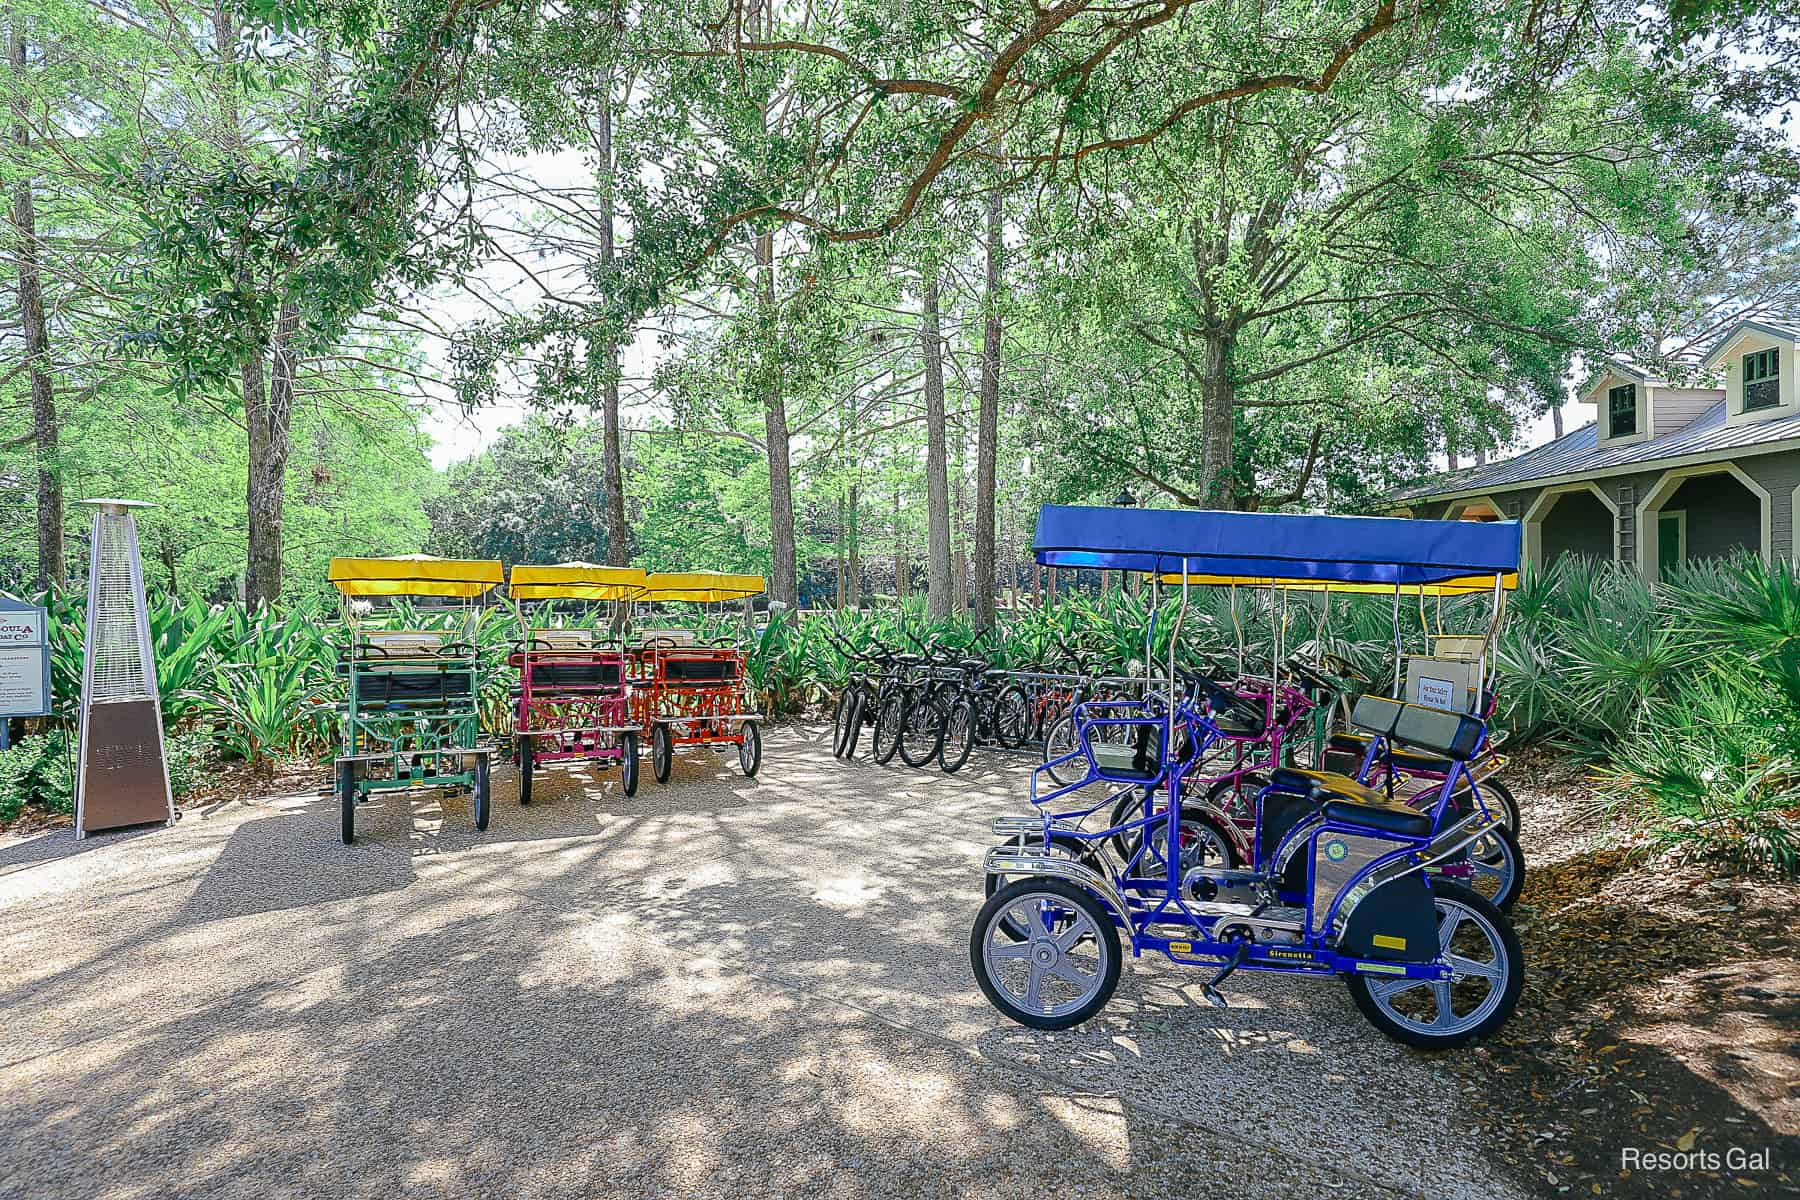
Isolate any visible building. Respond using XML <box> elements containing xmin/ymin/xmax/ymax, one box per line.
<box><xmin>1388</xmin><ymin>317</ymin><xmax>1800</xmax><ymax>578</ymax></box>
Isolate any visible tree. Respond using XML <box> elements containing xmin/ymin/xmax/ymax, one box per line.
<box><xmin>7</xmin><ymin>21</ymin><xmax>60</xmax><ymax>586</ymax></box>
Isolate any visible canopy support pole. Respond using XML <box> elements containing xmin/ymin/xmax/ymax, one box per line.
<box><xmin>1391</xmin><ymin>585</ymin><xmax>1404</xmax><ymax>700</ymax></box>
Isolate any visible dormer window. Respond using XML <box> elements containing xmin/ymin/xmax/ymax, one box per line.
<box><xmin>1607</xmin><ymin>384</ymin><xmax>1638</xmax><ymax>437</ymax></box>
<box><xmin>1743</xmin><ymin>348</ymin><xmax>1780</xmax><ymax>411</ymax></box>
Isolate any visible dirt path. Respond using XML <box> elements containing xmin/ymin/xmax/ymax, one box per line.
<box><xmin>0</xmin><ymin>729</ymin><xmax>1582</xmax><ymax>1199</ymax></box>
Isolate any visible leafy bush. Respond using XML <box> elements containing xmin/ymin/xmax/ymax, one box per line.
<box><xmin>0</xmin><ymin>731</ymin><xmax>75</xmax><ymax>820</ymax></box>
<box><xmin>13</xmin><ymin>556</ymin><xmax>1796</xmax><ymax>876</ymax></box>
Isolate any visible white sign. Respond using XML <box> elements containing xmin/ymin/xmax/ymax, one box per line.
<box><xmin>0</xmin><ymin>648</ymin><xmax>46</xmax><ymax>715</ymax></box>
<box><xmin>0</xmin><ymin>609</ymin><xmax>43</xmax><ymax>646</ymax></box>
<box><xmin>1415</xmin><ymin>675</ymin><xmax>1457</xmax><ymax>711</ymax></box>
<box><xmin>0</xmin><ymin>600</ymin><xmax>49</xmax><ymax>717</ymax></box>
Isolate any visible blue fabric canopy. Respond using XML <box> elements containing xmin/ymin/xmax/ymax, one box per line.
<box><xmin>1033</xmin><ymin>504</ymin><xmax>1521</xmax><ymax>586</ymax></box>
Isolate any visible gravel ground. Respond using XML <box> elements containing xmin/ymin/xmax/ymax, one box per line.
<box><xmin>0</xmin><ymin>727</ymin><xmax>1530</xmax><ymax>1200</ymax></box>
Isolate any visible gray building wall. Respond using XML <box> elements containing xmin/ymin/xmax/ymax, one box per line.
<box><xmin>1666</xmin><ymin>473</ymin><xmax>1762</xmax><ymax>560</ymax></box>
<box><xmin>1402</xmin><ymin>446</ymin><xmax>1800</xmax><ymax>567</ymax></box>
<box><xmin>1538</xmin><ymin>490</ymin><xmax>1615</xmax><ymax>564</ymax></box>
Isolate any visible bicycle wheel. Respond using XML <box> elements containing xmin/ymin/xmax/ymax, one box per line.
<box><xmin>940</xmin><ymin>697</ymin><xmax>977</xmax><ymax>773</ymax></box>
<box><xmin>992</xmin><ymin>683</ymin><xmax>1031</xmax><ymax>749</ymax></box>
<box><xmin>838</xmin><ymin>689</ymin><xmax>866</xmax><ymax>760</ymax></box>
<box><xmin>872</xmin><ymin>692</ymin><xmax>905</xmax><ymax>764</ymax></box>
<box><xmin>1042</xmin><ymin>715</ymin><xmax>1082</xmax><ymax>786</ymax></box>
<box><xmin>831</xmin><ymin>688</ymin><xmax>854</xmax><ymax>758</ymax></box>
<box><xmin>899</xmin><ymin>693</ymin><xmax>946</xmax><ymax>768</ymax></box>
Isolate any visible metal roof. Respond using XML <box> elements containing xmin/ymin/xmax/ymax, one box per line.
<box><xmin>1389</xmin><ymin>399</ymin><xmax>1800</xmax><ymax>503</ymax></box>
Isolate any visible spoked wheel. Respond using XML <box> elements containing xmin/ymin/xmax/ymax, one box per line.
<box><xmin>337</xmin><ymin>760</ymin><xmax>356</xmax><ymax>845</ymax></box>
<box><xmin>738</xmin><ymin>721</ymin><xmax>762</xmax><ymax>777</ymax></box>
<box><xmin>940</xmin><ymin>698</ymin><xmax>977</xmax><ymax>773</ymax></box>
<box><xmin>620</xmin><ymin>731</ymin><xmax>640</xmax><ymax>797</ymax></box>
<box><xmin>899</xmin><ymin>695</ymin><xmax>945</xmax><ymax>768</ymax></box>
<box><xmin>871</xmin><ymin>693</ymin><xmax>905</xmax><ymax>764</ymax></box>
<box><xmin>1204</xmin><ymin>772</ymin><xmax>1269</xmax><ymax>823</ymax></box>
<box><xmin>985</xmin><ymin>833</ymin><xmax>1107</xmax><ymax>941</ymax></box>
<box><xmin>992</xmin><ymin>684</ymin><xmax>1031</xmax><ymax>749</ymax></box>
<box><xmin>832</xmin><ymin>689</ymin><xmax>858</xmax><ymax>759</ymax></box>
<box><xmin>1474</xmin><ymin>778</ymin><xmax>1520</xmax><ymax>837</ymax></box>
<box><xmin>830</xmin><ymin>689</ymin><xmax>850</xmax><ymax>757</ymax></box>
<box><xmin>1345</xmin><ymin>881</ymin><xmax>1523</xmax><ymax>1049</ymax></box>
<box><xmin>472</xmin><ymin>754</ymin><xmax>491</xmax><ymax>832</ymax></box>
<box><xmin>971</xmin><ymin>878</ymin><xmax>1121</xmax><ymax>1031</ymax></box>
<box><xmin>1445</xmin><ymin>822</ymin><xmax>1525</xmax><ymax>912</ymax></box>
<box><xmin>517</xmin><ymin>736</ymin><xmax>535</xmax><ymax>806</ymax></box>
<box><xmin>651</xmin><ymin>724</ymin><xmax>673</xmax><ymax>783</ymax></box>
<box><xmin>839</xmin><ymin>691</ymin><xmax>866</xmax><ymax>760</ymax></box>
<box><xmin>1124</xmin><ymin>810</ymin><xmax>1240</xmax><ymax>877</ymax></box>
<box><xmin>1041</xmin><ymin>716</ymin><xmax>1081</xmax><ymax>785</ymax></box>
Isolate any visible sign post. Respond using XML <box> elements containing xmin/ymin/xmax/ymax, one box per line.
<box><xmin>0</xmin><ymin>594</ymin><xmax>50</xmax><ymax>749</ymax></box>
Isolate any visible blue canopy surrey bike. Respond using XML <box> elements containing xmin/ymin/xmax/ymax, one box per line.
<box><xmin>970</xmin><ymin>504</ymin><xmax>1526</xmax><ymax>1049</ymax></box>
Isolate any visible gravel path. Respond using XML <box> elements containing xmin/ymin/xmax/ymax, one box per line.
<box><xmin>0</xmin><ymin>727</ymin><xmax>1529</xmax><ymax>1200</ymax></box>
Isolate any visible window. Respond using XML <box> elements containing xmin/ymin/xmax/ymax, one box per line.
<box><xmin>1743</xmin><ymin>348</ymin><xmax>1780</xmax><ymax>412</ymax></box>
<box><xmin>1607</xmin><ymin>384</ymin><xmax>1637</xmax><ymax>438</ymax></box>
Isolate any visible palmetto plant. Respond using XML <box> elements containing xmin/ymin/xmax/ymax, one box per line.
<box><xmin>23</xmin><ymin>555</ymin><xmax>1796</xmax><ymax>876</ymax></box>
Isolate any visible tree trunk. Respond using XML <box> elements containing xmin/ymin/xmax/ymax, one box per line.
<box><xmin>846</xmin><ymin>478</ymin><xmax>861</xmax><ymax>608</ymax></box>
<box><xmin>835</xmin><ymin>493</ymin><xmax>846</xmax><ymax>609</ymax></box>
<box><xmin>1551</xmin><ymin>402</ymin><xmax>1564</xmax><ymax>440</ymax></box>
<box><xmin>893</xmin><ymin>472</ymin><xmax>907</xmax><ymax>603</ymax></box>
<box><xmin>753</xmin><ymin>233</ymin><xmax>798</xmax><ymax>609</ymax></box>
<box><xmin>1199</xmin><ymin>329</ymin><xmax>1234</xmax><ymax>508</ymax></box>
<box><xmin>242</xmin><ymin>312</ymin><xmax>295</xmax><ymax>608</ymax></box>
<box><xmin>922</xmin><ymin>269</ymin><xmax>953</xmax><ymax>619</ymax></box>
<box><xmin>9</xmin><ymin>28</ymin><xmax>61</xmax><ymax>588</ymax></box>
<box><xmin>597</xmin><ymin>86</ymin><xmax>629</xmax><ymax>565</ymax></box>
<box><xmin>953</xmin><ymin>463</ymin><xmax>968</xmax><ymax>616</ymax></box>
<box><xmin>974</xmin><ymin>183</ymin><xmax>1002</xmax><ymax>628</ymax></box>
<box><xmin>1446</xmin><ymin>425</ymin><xmax>1460</xmax><ymax>472</ymax></box>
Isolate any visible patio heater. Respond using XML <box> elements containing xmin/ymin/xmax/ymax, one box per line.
<box><xmin>75</xmin><ymin>499</ymin><xmax>173</xmax><ymax>838</ymax></box>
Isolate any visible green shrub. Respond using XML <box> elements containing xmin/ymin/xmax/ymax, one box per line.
<box><xmin>0</xmin><ymin>731</ymin><xmax>75</xmax><ymax>820</ymax></box>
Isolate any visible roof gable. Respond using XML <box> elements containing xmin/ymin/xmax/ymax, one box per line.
<box><xmin>1700</xmin><ymin>317</ymin><xmax>1800</xmax><ymax>369</ymax></box>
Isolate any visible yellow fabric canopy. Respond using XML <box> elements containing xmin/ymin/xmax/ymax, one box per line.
<box><xmin>1151</xmin><ymin>571</ymin><xmax>1517</xmax><ymax>596</ymax></box>
<box><xmin>329</xmin><ymin>555</ymin><xmax>504</xmax><ymax>598</ymax></box>
<box><xmin>640</xmin><ymin>571</ymin><xmax>765</xmax><ymax>602</ymax></box>
<box><xmin>509</xmin><ymin>563</ymin><xmax>648</xmax><ymax>601</ymax></box>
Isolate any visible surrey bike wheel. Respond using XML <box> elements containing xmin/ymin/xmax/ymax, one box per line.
<box><xmin>1455</xmin><ymin>821</ymin><xmax>1525</xmax><ymax>912</ymax></box>
<box><xmin>1345</xmin><ymin>881</ymin><xmax>1523</xmax><ymax>1050</ymax></box>
<box><xmin>899</xmin><ymin>694</ymin><xmax>946</xmax><ymax>768</ymax></box>
<box><xmin>940</xmin><ymin>697</ymin><xmax>977</xmax><ymax>773</ymax></box>
<box><xmin>517</xmin><ymin>736</ymin><xmax>534</xmax><ymax>806</ymax></box>
<box><xmin>472</xmin><ymin>754</ymin><xmax>491</xmax><ymax>832</ymax></box>
<box><xmin>971</xmin><ymin>878</ymin><xmax>1121</xmax><ymax>1031</ymax></box>
<box><xmin>337</xmin><ymin>760</ymin><xmax>357</xmax><ymax>845</ymax></box>
<box><xmin>652</xmin><ymin>723</ymin><xmax>673</xmax><ymax>783</ymax></box>
<box><xmin>985</xmin><ymin>833</ymin><xmax>1108</xmax><ymax>941</ymax></box>
<box><xmin>620</xmin><ymin>731</ymin><xmax>640</xmax><ymax>798</ymax></box>
<box><xmin>738</xmin><ymin>720</ymin><xmax>762</xmax><ymax>777</ymax></box>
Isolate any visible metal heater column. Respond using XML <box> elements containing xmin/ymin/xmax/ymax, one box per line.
<box><xmin>75</xmin><ymin>499</ymin><xmax>173</xmax><ymax>837</ymax></box>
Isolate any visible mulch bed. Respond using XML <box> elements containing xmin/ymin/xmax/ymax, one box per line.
<box><xmin>1454</xmin><ymin>746</ymin><xmax>1800</xmax><ymax>1198</ymax></box>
